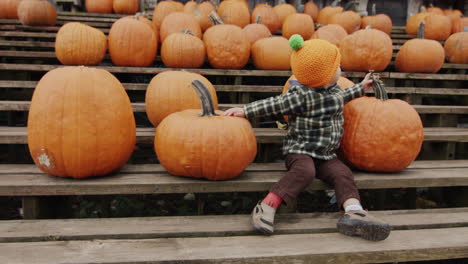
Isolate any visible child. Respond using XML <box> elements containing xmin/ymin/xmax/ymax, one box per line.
<box><xmin>223</xmin><ymin>35</ymin><xmax>391</xmax><ymax>241</ymax></box>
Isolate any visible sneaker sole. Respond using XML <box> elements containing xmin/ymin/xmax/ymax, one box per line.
<box><xmin>337</xmin><ymin>219</ymin><xmax>391</xmax><ymax>241</ymax></box>
<box><xmin>251</xmin><ymin>218</ymin><xmax>274</xmax><ymax>235</ymax></box>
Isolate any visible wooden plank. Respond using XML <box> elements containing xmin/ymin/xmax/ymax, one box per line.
<box><xmin>0</xmin><ymin>25</ymin><xmax>109</xmax><ymax>33</ymax></box>
<box><xmin>58</xmin><ymin>11</ymin><xmax>125</xmax><ymax>19</ymax></box>
<box><xmin>1</xmin><ymin>208</ymin><xmax>468</xmax><ymax>242</ymax></box>
<box><xmin>0</xmin><ymin>19</ymin><xmax>112</xmax><ymax>28</ymax></box>
<box><xmin>0</xmin><ymin>227</ymin><xmax>467</xmax><ymax>264</ymax></box>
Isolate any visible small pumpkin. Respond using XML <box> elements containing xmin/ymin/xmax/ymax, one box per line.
<box><xmin>251</xmin><ymin>36</ymin><xmax>292</xmax><ymax>70</ymax></box>
<box><xmin>55</xmin><ymin>22</ymin><xmax>107</xmax><ymax>66</ymax></box>
<box><xmin>282</xmin><ymin>13</ymin><xmax>314</xmax><ymax>40</ymax></box>
<box><xmin>28</xmin><ymin>66</ymin><xmax>136</xmax><ymax>178</ymax></box>
<box><xmin>317</xmin><ymin>0</ymin><xmax>343</xmax><ymax>25</ymax></box>
<box><xmin>108</xmin><ymin>15</ymin><xmax>158</xmax><ymax>67</ymax></box>
<box><xmin>303</xmin><ymin>1</ymin><xmax>319</xmax><ymax>21</ymax></box>
<box><xmin>146</xmin><ymin>71</ymin><xmax>218</xmax><ymax>126</ymax></box>
<box><xmin>155</xmin><ymin>80</ymin><xmax>257</xmax><ymax>180</ymax></box>
<box><xmin>329</xmin><ymin>10</ymin><xmax>361</xmax><ymax>34</ymax></box>
<box><xmin>242</xmin><ymin>16</ymin><xmax>271</xmax><ymax>45</ymax></box>
<box><xmin>17</xmin><ymin>0</ymin><xmax>57</xmax><ymax>26</ymax></box>
<box><xmin>152</xmin><ymin>0</ymin><xmax>184</xmax><ymax>30</ymax></box>
<box><xmin>444</xmin><ymin>32</ymin><xmax>468</xmax><ymax>64</ymax></box>
<box><xmin>160</xmin><ymin>12</ymin><xmax>201</xmax><ymax>43</ymax></box>
<box><xmin>251</xmin><ymin>4</ymin><xmax>281</xmax><ymax>34</ymax></box>
<box><xmin>217</xmin><ymin>0</ymin><xmax>250</xmax><ymax>28</ymax></box>
<box><xmin>395</xmin><ymin>22</ymin><xmax>445</xmax><ymax>73</ymax></box>
<box><xmin>273</xmin><ymin>3</ymin><xmax>297</xmax><ymax>25</ymax></box>
<box><xmin>184</xmin><ymin>1</ymin><xmax>215</xmax><ymax>32</ymax></box>
<box><xmin>85</xmin><ymin>0</ymin><xmax>113</xmax><ymax>13</ymax></box>
<box><xmin>452</xmin><ymin>17</ymin><xmax>468</xmax><ymax>34</ymax></box>
<box><xmin>113</xmin><ymin>0</ymin><xmax>139</xmax><ymax>14</ymax></box>
<box><xmin>0</xmin><ymin>0</ymin><xmax>21</xmax><ymax>19</ymax></box>
<box><xmin>341</xmin><ymin>73</ymin><xmax>424</xmax><ymax>172</ymax></box>
<box><xmin>312</xmin><ymin>24</ymin><xmax>348</xmax><ymax>46</ymax></box>
<box><xmin>339</xmin><ymin>26</ymin><xmax>393</xmax><ymax>72</ymax></box>
<box><xmin>204</xmin><ymin>12</ymin><xmax>250</xmax><ymax>69</ymax></box>
<box><xmin>360</xmin><ymin>3</ymin><xmax>392</xmax><ymax>35</ymax></box>
<box><xmin>161</xmin><ymin>30</ymin><xmax>206</xmax><ymax>68</ymax></box>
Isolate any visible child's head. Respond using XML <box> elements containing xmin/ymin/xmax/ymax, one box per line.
<box><xmin>289</xmin><ymin>35</ymin><xmax>341</xmax><ymax>88</ymax></box>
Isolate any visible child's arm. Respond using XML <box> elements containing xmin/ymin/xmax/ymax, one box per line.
<box><xmin>342</xmin><ymin>73</ymin><xmax>373</xmax><ymax>104</ymax></box>
<box><xmin>224</xmin><ymin>89</ymin><xmax>307</xmax><ymax>118</ymax></box>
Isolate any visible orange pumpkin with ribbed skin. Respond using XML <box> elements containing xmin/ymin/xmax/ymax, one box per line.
<box><xmin>444</xmin><ymin>9</ymin><xmax>462</xmax><ymax>16</ymax></box>
<box><xmin>146</xmin><ymin>71</ymin><xmax>218</xmax><ymax>126</ymax></box>
<box><xmin>452</xmin><ymin>17</ymin><xmax>468</xmax><ymax>34</ymax></box>
<box><xmin>312</xmin><ymin>24</ymin><xmax>348</xmax><ymax>46</ymax></box>
<box><xmin>251</xmin><ymin>36</ymin><xmax>291</xmax><ymax>70</ymax></box>
<box><xmin>155</xmin><ymin>80</ymin><xmax>256</xmax><ymax>181</ymax></box>
<box><xmin>282</xmin><ymin>13</ymin><xmax>314</xmax><ymax>40</ymax></box>
<box><xmin>160</xmin><ymin>12</ymin><xmax>201</xmax><ymax>43</ymax></box>
<box><xmin>28</xmin><ymin>67</ymin><xmax>136</xmax><ymax>178</ymax></box>
<box><xmin>152</xmin><ymin>0</ymin><xmax>184</xmax><ymax>29</ymax></box>
<box><xmin>251</xmin><ymin>4</ymin><xmax>281</xmax><ymax>34</ymax></box>
<box><xmin>242</xmin><ymin>17</ymin><xmax>271</xmax><ymax>45</ymax></box>
<box><xmin>406</xmin><ymin>10</ymin><xmax>429</xmax><ymax>35</ymax></box>
<box><xmin>303</xmin><ymin>1</ymin><xmax>319</xmax><ymax>21</ymax></box>
<box><xmin>424</xmin><ymin>14</ymin><xmax>451</xmax><ymax>41</ymax></box>
<box><xmin>55</xmin><ymin>22</ymin><xmax>107</xmax><ymax>66</ymax></box>
<box><xmin>217</xmin><ymin>0</ymin><xmax>250</xmax><ymax>28</ymax></box>
<box><xmin>317</xmin><ymin>5</ymin><xmax>343</xmax><ymax>25</ymax></box>
<box><xmin>395</xmin><ymin>22</ymin><xmax>444</xmax><ymax>73</ymax></box>
<box><xmin>113</xmin><ymin>0</ymin><xmax>139</xmax><ymax>14</ymax></box>
<box><xmin>273</xmin><ymin>4</ymin><xmax>297</xmax><ymax>25</ymax></box>
<box><xmin>340</xmin><ymin>27</ymin><xmax>393</xmax><ymax>72</ymax></box>
<box><xmin>341</xmin><ymin>75</ymin><xmax>424</xmax><ymax>172</ymax></box>
<box><xmin>85</xmin><ymin>0</ymin><xmax>113</xmax><ymax>13</ymax></box>
<box><xmin>17</xmin><ymin>0</ymin><xmax>56</xmax><ymax>26</ymax></box>
<box><xmin>0</xmin><ymin>0</ymin><xmax>21</xmax><ymax>19</ymax></box>
<box><xmin>109</xmin><ymin>16</ymin><xmax>158</xmax><ymax>67</ymax></box>
<box><xmin>444</xmin><ymin>32</ymin><xmax>468</xmax><ymax>64</ymax></box>
<box><xmin>329</xmin><ymin>11</ymin><xmax>361</xmax><ymax>34</ymax></box>
<box><xmin>184</xmin><ymin>1</ymin><xmax>215</xmax><ymax>32</ymax></box>
<box><xmin>161</xmin><ymin>31</ymin><xmax>206</xmax><ymax>68</ymax></box>
<box><xmin>361</xmin><ymin>14</ymin><xmax>392</xmax><ymax>35</ymax></box>
<box><xmin>204</xmin><ymin>13</ymin><xmax>250</xmax><ymax>69</ymax></box>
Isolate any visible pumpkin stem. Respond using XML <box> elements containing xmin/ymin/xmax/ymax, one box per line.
<box><xmin>208</xmin><ymin>11</ymin><xmax>224</xmax><ymax>25</ymax></box>
<box><xmin>255</xmin><ymin>16</ymin><xmax>261</xmax><ymax>24</ymax></box>
<box><xmin>210</xmin><ymin>0</ymin><xmax>220</xmax><ymax>9</ymax></box>
<box><xmin>371</xmin><ymin>3</ymin><xmax>376</xmax><ymax>16</ymax></box>
<box><xmin>365</xmin><ymin>25</ymin><xmax>372</xmax><ymax>30</ymax></box>
<box><xmin>417</xmin><ymin>21</ymin><xmax>425</xmax><ymax>39</ymax></box>
<box><xmin>420</xmin><ymin>6</ymin><xmax>426</xmax><ymax>13</ymax></box>
<box><xmin>370</xmin><ymin>72</ymin><xmax>388</xmax><ymax>101</ymax></box>
<box><xmin>181</xmin><ymin>29</ymin><xmax>195</xmax><ymax>35</ymax></box>
<box><xmin>191</xmin><ymin>80</ymin><xmax>218</xmax><ymax>117</ymax></box>
<box><xmin>331</xmin><ymin>0</ymin><xmax>341</xmax><ymax>7</ymax></box>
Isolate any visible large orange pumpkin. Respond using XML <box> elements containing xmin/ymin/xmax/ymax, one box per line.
<box><xmin>28</xmin><ymin>67</ymin><xmax>136</xmax><ymax>178</ymax></box>
<box><xmin>316</xmin><ymin>1</ymin><xmax>343</xmax><ymax>25</ymax></box>
<box><xmin>242</xmin><ymin>16</ymin><xmax>271</xmax><ymax>45</ymax></box>
<box><xmin>406</xmin><ymin>8</ymin><xmax>451</xmax><ymax>40</ymax></box>
<box><xmin>160</xmin><ymin>12</ymin><xmax>201</xmax><ymax>43</ymax></box>
<box><xmin>340</xmin><ymin>27</ymin><xmax>393</xmax><ymax>72</ymax></box>
<box><xmin>341</xmin><ymin>74</ymin><xmax>424</xmax><ymax>172</ymax></box>
<box><xmin>0</xmin><ymin>0</ymin><xmax>21</xmax><ymax>19</ymax></box>
<box><xmin>360</xmin><ymin>4</ymin><xmax>392</xmax><ymax>35</ymax></box>
<box><xmin>251</xmin><ymin>4</ymin><xmax>281</xmax><ymax>34</ymax></box>
<box><xmin>108</xmin><ymin>16</ymin><xmax>158</xmax><ymax>66</ymax></box>
<box><xmin>204</xmin><ymin>12</ymin><xmax>250</xmax><ymax>69</ymax></box>
<box><xmin>426</xmin><ymin>5</ymin><xmax>444</xmax><ymax>15</ymax></box>
<box><xmin>17</xmin><ymin>0</ymin><xmax>57</xmax><ymax>26</ymax></box>
<box><xmin>145</xmin><ymin>71</ymin><xmax>218</xmax><ymax>126</ymax></box>
<box><xmin>406</xmin><ymin>9</ymin><xmax>429</xmax><ymax>35</ymax></box>
<box><xmin>282</xmin><ymin>13</ymin><xmax>314</xmax><ymax>40</ymax></box>
<box><xmin>303</xmin><ymin>1</ymin><xmax>319</xmax><ymax>21</ymax></box>
<box><xmin>85</xmin><ymin>0</ymin><xmax>113</xmax><ymax>13</ymax></box>
<box><xmin>155</xmin><ymin>80</ymin><xmax>257</xmax><ymax>180</ymax></box>
<box><xmin>395</xmin><ymin>22</ymin><xmax>444</xmax><ymax>73</ymax></box>
<box><xmin>113</xmin><ymin>0</ymin><xmax>139</xmax><ymax>14</ymax></box>
<box><xmin>161</xmin><ymin>30</ymin><xmax>206</xmax><ymax>68</ymax></box>
<box><xmin>184</xmin><ymin>1</ymin><xmax>215</xmax><ymax>32</ymax></box>
<box><xmin>251</xmin><ymin>36</ymin><xmax>292</xmax><ymax>70</ymax></box>
<box><xmin>217</xmin><ymin>0</ymin><xmax>250</xmax><ymax>28</ymax></box>
<box><xmin>273</xmin><ymin>3</ymin><xmax>297</xmax><ymax>25</ymax></box>
<box><xmin>312</xmin><ymin>24</ymin><xmax>348</xmax><ymax>46</ymax></box>
<box><xmin>452</xmin><ymin>17</ymin><xmax>468</xmax><ymax>34</ymax></box>
<box><xmin>55</xmin><ymin>22</ymin><xmax>107</xmax><ymax>66</ymax></box>
<box><xmin>329</xmin><ymin>10</ymin><xmax>361</xmax><ymax>34</ymax></box>
<box><xmin>444</xmin><ymin>32</ymin><xmax>468</xmax><ymax>64</ymax></box>
<box><xmin>152</xmin><ymin>0</ymin><xmax>184</xmax><ymax>29</ymax></box>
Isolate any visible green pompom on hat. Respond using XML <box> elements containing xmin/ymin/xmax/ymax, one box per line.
<box><xmin>289</xmin><ymin>34</ymin><xmax>304</xmax><ymax>51</ymax></box>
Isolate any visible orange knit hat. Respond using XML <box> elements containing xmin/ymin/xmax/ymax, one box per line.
<box><xmin>289</xmin><ymin>35</ymin><xmax>341</xmax><ymax>88</ymax></box>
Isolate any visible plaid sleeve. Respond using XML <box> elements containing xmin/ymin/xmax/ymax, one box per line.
<box><xmin>243</xmin><ymin>89</ymin><xmax>307</xmax><ymax>119</ymax></box>
<box><xmin>342</xmin><ymin>83</ymin><xmax>365</xmax><ymax>104</ymax></box>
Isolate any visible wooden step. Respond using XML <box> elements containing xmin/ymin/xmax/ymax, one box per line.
<box><xmin>0</xmin><ymin>207</ymin><xmax>467</xmax><ymax>242</ymax></box>
<box><xmin>0</xmin><ymin>227</ymin><xmax>466</xmax><ymax>264</ymax></box>
<box><xmin>0</xmin><ymin>160</ymin><xmax>467</xmax><ymax>196</ymax></box>
<box><xmin>0</xmin><ymin>24</ymin><xmax>110</xmax><ymax>33</ymax></box>
<box><xmin>0</xmin><ymin>18</ymin><xmax>112</xmax><ymax>28</ymax></box>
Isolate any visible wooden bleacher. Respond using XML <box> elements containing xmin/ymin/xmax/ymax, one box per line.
<box><xmin>0</xmin><ymin>11</ymin><xmax>468</xmax><ymax>264</ymax></box>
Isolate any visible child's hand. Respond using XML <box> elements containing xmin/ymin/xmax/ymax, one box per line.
<box><xmin>361</xmin><ymin>73</ymin><xmax>373</xmax><ymax>91</ymax></box>
<box><xmin>223</xmin><ymin>107</ymin><xmax>246</xmax><ymax>117</ymax></box>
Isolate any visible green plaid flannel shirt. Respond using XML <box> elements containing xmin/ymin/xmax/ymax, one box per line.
<box><xmin>244</xmin><ymin>80</ymin><xmax>364</xmax><ymax>160</ymax></box>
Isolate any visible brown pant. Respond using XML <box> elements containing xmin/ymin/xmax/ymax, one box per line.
<box><xmin>271</xmin><ymin>154</ymin><xmax>360</xmax><ymax>208</ymax></box>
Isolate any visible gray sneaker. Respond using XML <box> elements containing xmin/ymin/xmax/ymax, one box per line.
<box><xmin>337</xmin><ymin>210</ymin><xmax>391</xmax><ymax>241</ymax></box>
<box><xmin>251</xmin><ymin>201</ymin><xmax>276</xmax><ymax>235</ymax></box>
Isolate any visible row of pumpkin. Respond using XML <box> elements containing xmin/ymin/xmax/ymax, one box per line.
<box><xmin>28</xmin><ymin>66</ymin><xmax>423</xmax><ymax>180</ymax></box>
